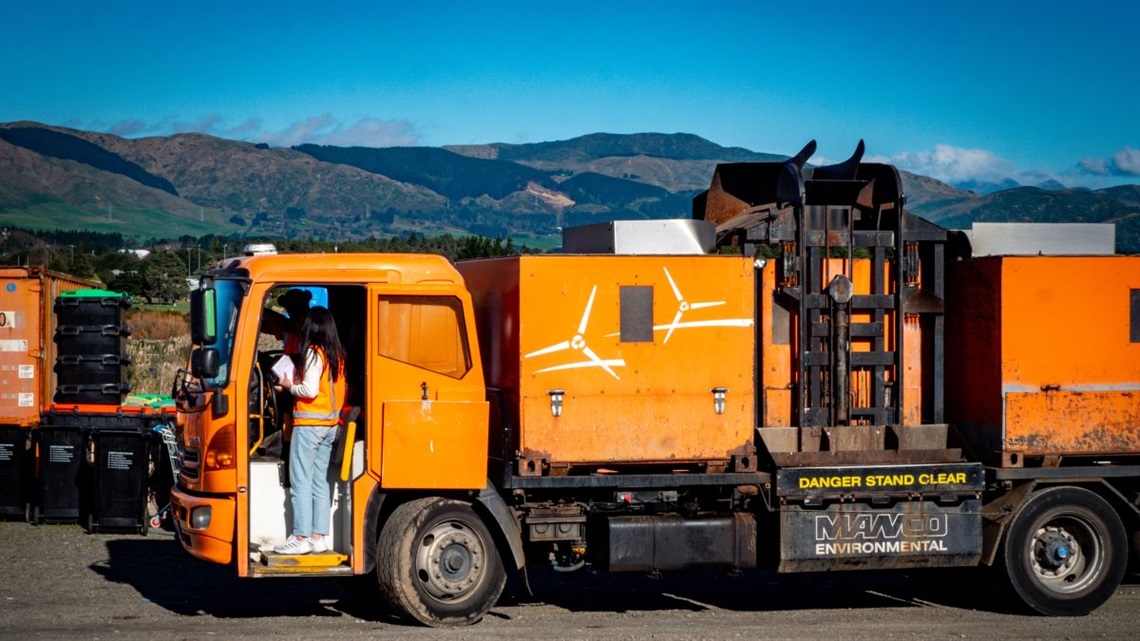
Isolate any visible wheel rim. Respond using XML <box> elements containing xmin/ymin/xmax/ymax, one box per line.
<box><xmin>414</xmin><ymin>520</ymin><xmax>487</xmax><ymax>603</ymax></box>
<box><xmin>1027</xmin><ymin>513</ymin><xmax>1104</xmax><ymax>595</ymax></box>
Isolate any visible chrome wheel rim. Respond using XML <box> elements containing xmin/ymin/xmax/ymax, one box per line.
<box><xmin>415</xmin><ymin>520</ymin><xmax>486</xmax><ymax>602</ymax></box>
<box><xmin>1028</xmin><ymin>515</ymin><xmax>1103</xmax><ymax>595</ymax></box>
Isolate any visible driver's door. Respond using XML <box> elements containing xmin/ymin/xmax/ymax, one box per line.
<box><xmin>365</xmin><ymin>286</ymin><xmax>488</xmax><ymax>490</ymax></box>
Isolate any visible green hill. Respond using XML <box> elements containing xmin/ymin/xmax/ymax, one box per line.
<box><xmin>294</xmin><ymin>144</ymin><xmax>557</xmax><ymax>201</ymax></box>
<box><xmin>0</xmin><ymin>126</ymin><xmax>177</xmax><ymax>195</ymax></box>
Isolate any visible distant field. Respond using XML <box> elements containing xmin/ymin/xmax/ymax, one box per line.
<box><xmin>2</xmin><ymin>202</ymin><xmax>237</xmax><ymax>239</ymax></box>
<box><xmin>512</xmin><ymin>232</ymin><xmax>561</xmax><ymax>251</ymax></box>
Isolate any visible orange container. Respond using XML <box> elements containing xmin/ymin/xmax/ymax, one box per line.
<box><xmin>460</xmin><ymin>255</ymin><xmax>756</xmax><ymax>471</ymax></box>
<box><xmin>0</xmin><ymin>267</ymin><xmax>99</xmax><ymax>426</ymax></box>
<box><xmin>946</xmin><ymin>256</ymin><xmax>1140</xmax><ymax>461</ymax></box>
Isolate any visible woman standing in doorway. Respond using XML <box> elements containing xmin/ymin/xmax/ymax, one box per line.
<box><xmin>272</xmin><ymin>306</ymin><xmax>346</xmax><ymax>554</ymax></box>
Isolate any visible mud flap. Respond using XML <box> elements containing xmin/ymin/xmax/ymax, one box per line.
<box><xmin>776</xmin><ymin>463</ymin><xmax>983</xmax><ymax>572</ymax></box>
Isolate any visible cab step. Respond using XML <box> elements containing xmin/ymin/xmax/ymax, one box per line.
<box><xmin>256</xmin><ymin>547</ymin><xmax>348</xmax><ymax>570</ymax></box>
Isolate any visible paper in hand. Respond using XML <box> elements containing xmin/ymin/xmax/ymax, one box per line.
<box><xmin>271</xmin><ymin>354</ymin><xmax>296</xmax><ymax>383</ymax></box>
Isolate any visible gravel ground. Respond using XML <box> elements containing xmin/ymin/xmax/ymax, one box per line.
<box><xmin>0</xmin><ymin>520</ymin><xmax>1137</xmax><ymax>640</ymax></box>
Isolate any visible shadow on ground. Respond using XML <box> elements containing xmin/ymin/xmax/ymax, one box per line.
<box><xmin>91</xmin><ymin>537</ymin><xmax>389</xmax><ymax>621</ymax></box>
<box><xmin>88</xmin><ymin>535</ymin><xmax>1087</xmax><ymax>623</ymax></box>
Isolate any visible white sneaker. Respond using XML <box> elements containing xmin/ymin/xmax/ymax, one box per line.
<box><xmin>309</xmin><ymin>537</ymin><xmax>329</xmax><ymax>553</ymax></box>
<box><xmin>273</xmin><ymin>535</ymin><xmax>312</xmax><ymax>555</ymax></box>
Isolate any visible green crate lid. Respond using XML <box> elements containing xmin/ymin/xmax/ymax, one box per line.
<box><xmin>124</xmin><ymin>394</ymin><xmax>175</xmax><ymax>407</ymax></box>
<box><xmin>59</xmin><ymin>288</ymin><xmax>128</xmax><ymax>299</ymax></box>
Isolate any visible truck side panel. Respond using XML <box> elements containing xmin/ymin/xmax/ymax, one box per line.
<box><xmin>460</xmin><ymin>255</ymin><xmax>755</xmax><ymax>470</ymax></box>
<box><xmin>947</xmin><ymin>255</ymin><xmax>1140</xmax><ymax>460</ymax></box>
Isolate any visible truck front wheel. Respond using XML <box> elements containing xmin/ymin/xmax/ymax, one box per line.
<box><xmin>1001</xmin><ymin>486</ymin><xmax>1127</xmax><ymax>616</ymax></box>
<box><xmin>376</xmin><ymin>497</ymin><xmax>506</xmax><ymax>626</ymax></box>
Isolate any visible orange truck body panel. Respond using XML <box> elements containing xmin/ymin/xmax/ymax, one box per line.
<box><xmin>947</xmin><ymin>256</ymin><xmax>1140</xmax><ymax>459</ymax></box>
<box><xmin>380</xmin><ymin>400</ymin><xmax>489</xmax><ymax>488</ymax></box>
<box><xmin>459</xmin><ymin>255</ymin><xmax>756</xmax><ymax>468</ymax></box>
<box><xmin>0</xmin><ymin>267</ymin><xmax>99</xmax><ymax>426</ymax></box>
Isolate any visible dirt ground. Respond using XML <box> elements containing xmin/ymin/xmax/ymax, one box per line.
<box><xmin>0</xmin><ymin>520</ymin><xmax>1137</xmax><ymax>640</ymax></box>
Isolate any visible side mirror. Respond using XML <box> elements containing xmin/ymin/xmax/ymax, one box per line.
<box><xmin>190</xmin><ymin>288</ymin><xmax>217</xmax><ymax>344</ymax></box>
<box><xmin>191</xmin><ymin>347</ymin><xmax>220</xmax><ymax>379</ymax></box>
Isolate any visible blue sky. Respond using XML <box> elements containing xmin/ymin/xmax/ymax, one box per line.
<box><xmin>1</xmin><ymin>0</ymin><xmax>1137</xmax><ymax>188</ymax></box>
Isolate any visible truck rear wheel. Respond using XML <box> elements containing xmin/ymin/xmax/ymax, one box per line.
<box><xmin>376</xmin><ymin>497</ymin><xmax>505</xmax><ymax>626</ymax></box>
<box><xmin>1001</xmin><ymin>486</ymin><xmax>1127</xmax><ymax>616</ymax></box>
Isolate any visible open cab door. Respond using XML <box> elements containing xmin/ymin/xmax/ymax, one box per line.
<box><xmin>366</xmin><ymin>286</ymin><xmax>489</xmax><ymax>491</ymax></box>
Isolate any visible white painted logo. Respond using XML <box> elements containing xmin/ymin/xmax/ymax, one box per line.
<box><xmin>607</xmin><ymin>267</ymin><xmax>753</xmax><ymax>341</ymax></box>
<box><xmin>658</xmin><ymin>267</ymin><xmax>730</xmax><ymax>342</ymax></box>
<box><xmin>524</xmin><ymin>285</ymin><xmax>625</xmax><ymax>379</ymax></box>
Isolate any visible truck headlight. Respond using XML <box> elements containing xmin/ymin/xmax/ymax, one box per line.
<box><xmin>190</xmin><ymin>506</ymin><xmax>212</xmax><ymax>529</ymax></box>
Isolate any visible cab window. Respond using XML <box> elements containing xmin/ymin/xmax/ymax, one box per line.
<box><xmin>376</xmin><ymin>295</ymin><xmax>471</xmax><ymax>379</ymax></box>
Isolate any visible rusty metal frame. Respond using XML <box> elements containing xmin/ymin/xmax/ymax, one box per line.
<box><xmin>695</xmin><ymin>140</ymin><xmax>951</xmax><ymax>439</ymax></box>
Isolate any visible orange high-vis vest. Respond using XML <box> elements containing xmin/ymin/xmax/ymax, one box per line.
<box><xmin>293</xmin><ymin>346</ymin><xmax>346</xmax><ymax>427</ymax></box>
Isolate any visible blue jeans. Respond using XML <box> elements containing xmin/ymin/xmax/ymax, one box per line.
<box><xmin>289</xmin><ymin>425</ymin><xmax>336</xmax><ymax>537</ymax></box>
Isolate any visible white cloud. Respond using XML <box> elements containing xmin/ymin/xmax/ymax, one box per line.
<box><xmin>253</xmin><ymin>115</ymin><xmax>418</xmax><ymax>148</ymax></box>
<box><xmin>1078</xmin><ymin>156</ymin><xmax>1109</xmax><ymax>175</ymax></box>
<box><xmin>109</xmin><ymin>119</ymin><xmax>146</xmax><ymax>136</ymax></box>
<box><xmin>869</xmin><ymin>144</ymin><xmax>1019</xmax><ymax>185</ymax></box>
<box><xmin>1078</xmin><ymin>146</ymin><xmax>1140</xmax><ymax>177</ymax></box>
<box><xmin>96</xmin><ymin>114</ymin><xmax>421</xmax><ymax>148</ymax></box>
<box><xmin>1111</xmin><ymin>147</ymin><xmax>1140</xmax><ymax>176</ymax></box>
<box><xmin>223</xmin><ymin>118</ymin><xmax>263</xmax><ymax>139</ymax></box>
<box><xmin>168</xmin><ymin>114</ymin><xmax>225</xmax><ymax>136</ymax></box>
<box><xmin>868</xmin><ymin>144</ymin><xmax>1140</xmax><ymax>189</ymax></box>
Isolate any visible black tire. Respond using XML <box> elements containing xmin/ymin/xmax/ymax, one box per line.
<box><xmin>376</xmin><ymin>497</ymin><xmax>506</xmax><ymax>627</ymax></box>
<box><xmin>1001</xmin><ymin>486</ymin><xmax>1128</xmax><ymax>616</ymax></box>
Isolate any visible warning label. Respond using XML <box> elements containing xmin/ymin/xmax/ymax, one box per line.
<box><xmin>18</xmin><ymin>393</ymin><xmax>34</xmax><ymax>407</ymax></box>
<box><xmin>106</xmin><ymin>450</ymin><xmax>134</xmax><ymax>471</ymax></box>
<box><xmin>778</xmin><ymin>463</ymin><xmax>983</xmax><ymax>497</ymax></box>
<box><xmin>48</xmin><ymin>445</ymin><xmax>74</xmax><ymax>464</ymax></box>
<box><xmin>0</xmin><ymin>340</ymin><xmax>28</xmax><ymax>352</ymax></box>
<box><xmin>18</xmin><ymin>365</ymin><xmax>34</xmax><ymax>379</ymax></box>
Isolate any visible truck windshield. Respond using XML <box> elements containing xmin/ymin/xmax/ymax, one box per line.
<box><xmin>200</xmin><ymin>278</ymin><xmax>244</xmax><ymax>389</ymax></box>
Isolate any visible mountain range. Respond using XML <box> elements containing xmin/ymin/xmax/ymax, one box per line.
<box><xmin>1</xmin><ymin>121</ymin><xmax>1136</xmax><ymax>253</ymax></box>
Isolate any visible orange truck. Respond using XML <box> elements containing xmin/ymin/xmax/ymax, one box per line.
<box><xmin>169</xmin><ymin>142</ymin><xmax>1140</xmax><ymax>625</ymax></box>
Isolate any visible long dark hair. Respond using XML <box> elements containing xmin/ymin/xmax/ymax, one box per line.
<box><xmin>299</xmin><ymin>306</ymin><xmax>344</xmax><ymax>382</ymax></box>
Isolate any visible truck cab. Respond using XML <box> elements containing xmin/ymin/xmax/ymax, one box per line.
<box><xmin>170</xmin><ymin>253</ymin><xmax>490</xmax><ymax>580</ymax></box>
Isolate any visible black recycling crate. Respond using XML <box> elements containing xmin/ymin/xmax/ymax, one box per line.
<box><xmin>54</xmin><ymin>290</ymin><xmax>130</xmax><ymax>327</ymax></box>
<box><xmin>31</xmin><ymin>425</ymin><xmax>89</xmax><ymax>523</ymax></box>
<box><xmin>0</xmin><ymin>425</ymin><xmax>31</xmax><ymax>518</ymax></box>
<box><xmin>88</xmin><ymin>428</ymin><xmax>150</xmax><ymax>533</ymax></box>
<box><xmin>54</xmin><ymin>383</ymin><xmax>131</xmax><ymax>405</ymax></box>
<box><xmin>54</xmin><ymin>354</ymin><xmax>131</xmax><ymax>388</ymax></box>
<box><xmin>54</xmin><ymin>324</ymin><xmax>130</xmax><ymax>356</ymax></box>
<box><xmin>42</xmin><ymin>405</ymin><xmax>168</xmax><ymax>430</ymax></box>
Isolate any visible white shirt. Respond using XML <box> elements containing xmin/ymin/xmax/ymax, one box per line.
<box><xmin>289</xmin><ymin>348</ymin><xmax>325</xmax><ymax>400</ymax></box>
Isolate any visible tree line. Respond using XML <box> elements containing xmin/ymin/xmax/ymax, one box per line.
<box><xmin>1</xmin><ymin>227</ymin><xmax>532</xmax><ymax>304</ymax></box>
